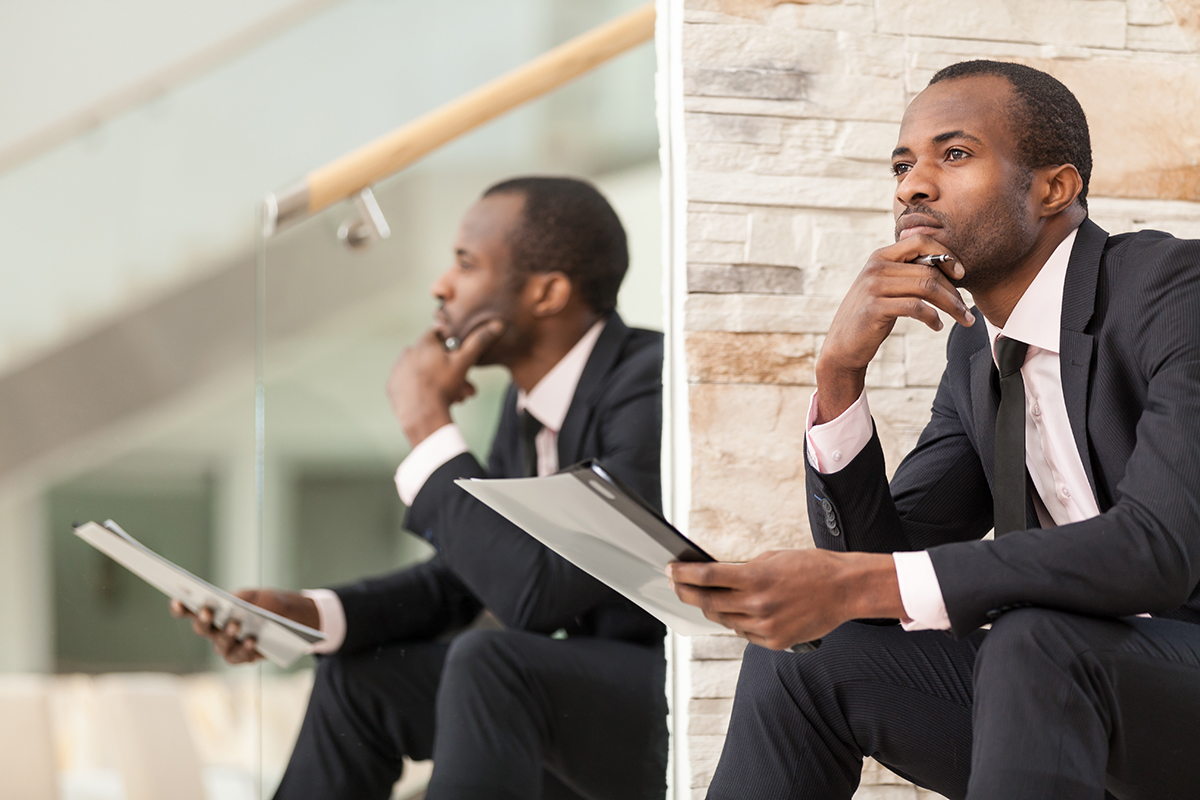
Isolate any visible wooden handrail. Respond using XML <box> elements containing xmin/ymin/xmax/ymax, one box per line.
<box><xmin>264</xmin><ymin>3</ymin><xmax>656</xmax><ymax>235</ymax></box>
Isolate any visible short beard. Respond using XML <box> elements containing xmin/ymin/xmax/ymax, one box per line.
<box><xmin>949</xmin><ymin>187</ymin><xmax>1038</xmax><ymax>294</ymax></box>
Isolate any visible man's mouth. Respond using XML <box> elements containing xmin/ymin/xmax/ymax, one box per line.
<box><xmin>896</xmin><ymin>211</ymin><xmax>945</xmax><ymax>240</ymax></box>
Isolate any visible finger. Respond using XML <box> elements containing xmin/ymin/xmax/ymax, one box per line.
<box><xmin>450</xmin><ymin>319</ymin><xmax>505</xmax><ymax>366</ymax></box>
<box><xmin>881</xmin><ymin>233</ymin><xmax>962</xmax><ymax>277</ymax></box>
<box><xmin>667</xmin><ymin>561</ymin><xmax>747</xmax><ymax>590</ymax></box>
<box><xmin>871</xmin><ymin>271</ymin><xmax>974</xmax><ymax>328</ymax></box>
<box><xmin>169</xmin><ymin>599</ymin><xmax>193</xmax><ymax>619</ymax></box>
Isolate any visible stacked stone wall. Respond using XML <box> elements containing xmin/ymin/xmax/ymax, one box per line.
<box><xmin>673</xmin><ymin>0</ymin><xmax>1200</xmax><ymax>796</ymax></box>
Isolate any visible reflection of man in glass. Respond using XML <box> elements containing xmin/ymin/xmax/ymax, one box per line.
<box><xmin>173</xmin><ymin>177</ymin><xmax>667</xmax><ymax>799</ymax></box>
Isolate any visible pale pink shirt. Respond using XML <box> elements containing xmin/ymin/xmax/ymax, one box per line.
<box><xmin>807</xmin><ymin>227</ymin><xmax>1102</xmax><ymax>630</ymax></box>
<box><xmin>306</xmin><ymin>319</ymin><xmax>606</xmax><ymax>653</ymax></box>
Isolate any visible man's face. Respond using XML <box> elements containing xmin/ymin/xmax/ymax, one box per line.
<box><xmin>430</xmin><ymin>192</ymin><xmax>528</xmax><ymax>366</ymax></box>
<box><xmin>891</xmin><ymin>75</ymin><xmax>1039</xmax><ymax>292</ymax></box>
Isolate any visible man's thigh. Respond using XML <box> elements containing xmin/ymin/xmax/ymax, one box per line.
<box><xmin>975</xmin><ymin>611</ymin><xmax>1200</xmax><ymax>800</ymax></box>
<box><xmin>710</xmin><ymin>621</ymin><xmax>984</xmax><ymax>800</ymax></box>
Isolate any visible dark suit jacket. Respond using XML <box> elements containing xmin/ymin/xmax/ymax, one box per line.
<box><xmin>332</xmin><ymin>313</ymin><xmax>666</xmax><ymax>653</ymax></box>
<box><xmin>808</xmin><ymin>219</ymin><xmax>1200</xmax><ymax>637</ymax></box>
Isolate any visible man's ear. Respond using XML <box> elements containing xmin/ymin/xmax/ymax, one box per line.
<box><xmin>527</xmin><ymin>271</ymin><xmax>573</xmax><ymax>318</ymax></box>
<box><xmin>1038</xmin><ymin>163</ymin><xmax>1084</xmax><ymax>217</ymax></box>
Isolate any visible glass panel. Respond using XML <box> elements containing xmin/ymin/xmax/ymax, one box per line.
<box><xmin>255</xmin><ymin>10</ymin><xmax>662</xmax><ymax>796</ymax></box>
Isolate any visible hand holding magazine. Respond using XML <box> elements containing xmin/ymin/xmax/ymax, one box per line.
<box><xmin>72</xmin><ymin>520</ymin><xmax>324</xmax><ymax>667</ymax></box>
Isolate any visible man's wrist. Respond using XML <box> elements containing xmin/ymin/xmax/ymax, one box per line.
<box><xmin>814</xmin><ymin>358</ymin><xmax>867</xmax><ymax>425</ymax></box>
<box><xmin>838</xmin><ymin>552</ymin><xmax>908</xmax><ymax>621</ymax></box>
<box><xmin>402</xmin><ymin>406</ymin><xmax>454</xmax><ymax>448</ymax></box>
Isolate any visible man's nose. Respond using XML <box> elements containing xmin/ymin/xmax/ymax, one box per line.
<box><xmin>896</xmin><ymin>161</ymin><xmax>938</xmax><ymax>208</ymax></box>
<box><xmin>431</xmin><ymin>268</ymin><xmax>454</xmax><ymax>302</ymax></box>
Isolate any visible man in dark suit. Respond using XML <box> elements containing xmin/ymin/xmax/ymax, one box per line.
<box><xmin>670</xmin><ymin>61</ymin><xmax>1200</xmax><ymax>799</ymax></box>
<box><xmin>175</xmin><ymin>177</ymin><xmax>667</xmax><ymax>799</ymax></box>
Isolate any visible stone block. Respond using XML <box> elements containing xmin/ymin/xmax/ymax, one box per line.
<box><xmin>686</xmin><ymin>67</ymin><xmax>808</xmax><ymax>100</ymax></box>
<box><xmin>1018</xmin><ymin>58</ymin><xmax>1200</xmax><ymax>202</ymax></box>
<box><xmin>874</xmin><ymin>0</ymin><xmax>1127</xmax><ymax>48</ymax></box>
<box><xmin>690</xmin><ymin>211</ymin><xmax>749</xmax><ymax>243</ymax></box>
<box><xmin>689</xmin><ymin>171</ymin><xmax>894</xmax><ymax>211</ymax></box>
<box><xmin>835</xmin><ymin>31</ymin><xmax>908</xmax><ymax>80</ymax></box>
<box><xmin>688</xmin><ymin>140</ymin><xmax>760</xmax><ymax>174</ymax></box>
<box><xmin>769</xmin><ymin>1</ymin><xmax>878</xmax><ymax>33</ymax></box>
<box><xmin>689</xmin><ymin>383</ymin><xmax>816</xmax><ymax>560</ymax></box>
<box><xmin>688</xmin><ymin>264</ymin><xmax>807</xmax><ymax>294</ymax></box>
<box><xmin>688</xmin><ymin>239</ymin><xmax>748</xmax><ymax>264</ymax></box>
<box><xmin>685</xmin><ymin>293</ymin><xmax>841</xmax><ymax>333</ymax></box>
<box><xmin>1087</xmin><ymin>197</ymin><xmax>1200</xmax><ymax>240</ymax></box>
<box><xmin>1127</xmin><ymin>20</ymin><xmax>1200</xmax><ymax>51</ymax></box>
<box><xmin>691</xmin><ymin>658</ymin><xmax>745</xmax><ymax>698</ymax></box>
<box><xmin>836</xmin><ymin>120</ymin><xmax>901</xmax><ymax>162</ymax></box>
<box><xmin>1128</xmin><ymin>0</ymin><xmax>1178</xmax><ymax>25</ymax></box>
<box><xmin>687</xmin><ymin>112</ymin><xmax>786</xmax><ymax>145</ymax></box>
<box><xmin>682</xmin><ymin>21</ymin><xmax>839</xmax><ymax>72</ymax></box>
<box><xmin>689</xmin><ymin>734</ymin><xmax>728</xmax><ymax>788</ymax></box>
<box><xmin>866</xmin><ymin>387</ymin><xmax>938</xmax><ymax>476</ymax></box>
<box><xmin>687</xmin><ymin>331</ymin><xmax>816</xmax><ymax>383</ymax></box>
<box><xmin>852</xmin><ymin>787</ymin><xmax>920</xmax><ymax>799</ymax></box>
<box><xmin>747</xmin><ymin>209</ymin><xmax>815</xmax><ymax>267</ymax></box>
<box><xmin>905</xmin><ymin>326</ymin><xmax>950</xmax><ymax>387</ymax></box>
<box><xmin>805</xmin><ymin>71</ymin><xmax>909</xmax><ymax>122</ymax></box>
<box><xmin>691</xmin><ymin>632</ymin><xmax>750</xmax><ymax>660</ymax></box>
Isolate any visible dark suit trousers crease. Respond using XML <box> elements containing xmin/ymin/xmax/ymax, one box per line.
<box><xmin>274</xmin><ymin>628</ymin><xmax>668</xmax><ymax>800</ymax></box>
<box><xmin>705</xmin><ymin>612</ymin><xmax>1200</xmax><ymax>800</ymax></box>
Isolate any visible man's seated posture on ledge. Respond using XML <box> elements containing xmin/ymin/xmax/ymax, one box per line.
<box><xmin>670</xmin><ymin>60</ymin><xmax>1200</xmax><ymax>799</ymax></box>
<box><xmin>174</xmin><ymin>177</ymin><xmax>668</xmax><ymax>800</ymax></box>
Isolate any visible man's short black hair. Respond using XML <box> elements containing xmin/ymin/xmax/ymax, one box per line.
<box><xmin>930</xmin><ymin>60</ymin><xmax>1092</xmax><ymax>210</ymax></box>
<box><xmin>483</xmin><ymin>176</ymin><xmax>629</xmax><ymax>314</ymax></box>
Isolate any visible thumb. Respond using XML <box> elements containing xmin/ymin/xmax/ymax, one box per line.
<box><xmin>452</xmin><ymin>319</ymin><xmax>506</xmax><ymax>365</ymax></box>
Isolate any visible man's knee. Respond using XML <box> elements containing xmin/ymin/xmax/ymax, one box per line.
<box><xmin>440</xmin><ymin>629</ymin><xmax>523</xmax><ymax>694</ymax></box>
<box><xmin>976</xmin><ymin>608</ymin><xmax>1093</xmax><ymax>684</ymax></box>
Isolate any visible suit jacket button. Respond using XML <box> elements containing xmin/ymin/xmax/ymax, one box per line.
<box><xmin>821</xmin><ymin>499</ymin><xmax>833</xmax><ymax>513</ymax></box>
<box><xmin>825</xmin><ymin>514</ymin><xmax>837</xmax><ymax>528</ymax></box>
<box><xmin>828</xmin><ymin>526</ymin><xmax>841</xmax><ymax>537</ymax></box>
<box><xmin>986</xmin><ymin>609</ymin><xmax>1001</xmax><ymax>621</ymax></box>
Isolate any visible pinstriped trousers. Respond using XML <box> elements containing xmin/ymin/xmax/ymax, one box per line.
<box><xmin>706</xmin><ymin>611</ymin><xmax>1200</xmax><ymax>800</ymax></box>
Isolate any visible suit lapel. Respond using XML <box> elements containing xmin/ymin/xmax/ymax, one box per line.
<box><xmin>1058</xmin><ymin>219</ymin><xmax>1107</xmax><ymax>499</ymax></box>
<box><xmin>556</xmin><ymin>313</ymin><xmax>631</xmax><ymax>465</ymax></box>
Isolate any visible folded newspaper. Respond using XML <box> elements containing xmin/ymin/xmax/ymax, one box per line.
<box><xmin>72</xmin><ymin>520</ymin><xmax>324</xmax><ymax>667</ymax></box>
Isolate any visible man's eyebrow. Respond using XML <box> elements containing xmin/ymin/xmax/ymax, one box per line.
<box><xmin>932</xmin><ymin>130</ymin><xmax>983</xmax><ymax>146</ymax></box>
<box><xmin>891</xmin><ymin>146</ymin><xmax>911</xmax><ymax>159</ymax></box>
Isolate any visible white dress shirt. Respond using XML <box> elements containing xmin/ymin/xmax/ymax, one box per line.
<box><xmin>306</xmin><ymin>319</ymin><xmax>608</xmax><ymax>653</ymax></box>
<box><xmin>807</xmin><ymin>227</ymin><xmax>1102</xmax><ymax>630</ymax></box>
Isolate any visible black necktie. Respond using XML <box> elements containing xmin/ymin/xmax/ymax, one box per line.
<box><xmin>520</xmin><ymin>410</ymin><xmax>544</xmax><ymax>478</ymax></box>
<box><xmin>993</xmin><ymin>336</ymin><xmax>1029</xmax><ymax>536</ymax></box>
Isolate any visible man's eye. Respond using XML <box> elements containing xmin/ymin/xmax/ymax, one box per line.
<box><xmin>946</xmin><ymin>148</ymin><xmax>969</xmax><ymax>161</ymax></box>
<box><xmin>891</xmin><ymin>162</ymin><xmax>912</xmax><ymax>177</ymax></box>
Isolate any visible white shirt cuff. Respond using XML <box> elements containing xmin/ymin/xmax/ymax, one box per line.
<box><xmin>805</xmin><ymin>389</ymin><xmax>873</xmax><ymax>474</ymax></box>
<box><xmin>892</xmin><ymin>551</ymin><xmax>952</xmax><ymax>631</ymax></box>
<box><xmin>395</xmin><ymin>424</ymin><xmax>470</xmax><ymax>506</ymax></box>
<box><xmin>302</xmin><ymin>589</ymin><xmax>347</xmax><ymax>654</ymax></box>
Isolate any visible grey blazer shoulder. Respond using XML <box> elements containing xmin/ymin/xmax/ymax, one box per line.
<box><xmin>807</xmin><ymin>219</ymin><xmax>1200</xmax><ymax>636</ymax></box>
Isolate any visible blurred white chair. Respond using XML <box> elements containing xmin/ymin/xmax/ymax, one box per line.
<box><xmin>0</xmin><ymin>674</ymin><xmax>59</xmax><ymax>800</ymax></box>
<box><xmin>94</xmin><ymin>674</ymin><xmax>205</xmax><ymax>800</ymax></box>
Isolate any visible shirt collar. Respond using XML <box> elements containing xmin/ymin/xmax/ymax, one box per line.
<box><xmin>515</xmin><ymin>318</ymin><xmax>607</xmax><ymax>433</ymax></box>
<box><xmin>984</xmin><ymin>225</ymin><xmax>1079</xmax><ymax>359</ymax></box>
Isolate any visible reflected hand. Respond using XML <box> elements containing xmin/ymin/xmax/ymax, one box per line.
<box><xmin>169</xmin><ymin>588</ymin><xmax>319</xmax><ymax>666</ymax></box>
<box><xmin>386</xmin><ymin>320</ymin><xmax>506</xmax><ymax>447</ymax></box>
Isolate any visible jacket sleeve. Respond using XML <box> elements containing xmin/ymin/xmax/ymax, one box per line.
<box><xmin>405</xmin><ymin>341</ymin><xmax>664</xmax><ymax>634</ymax></box>
<box><xmin>330</xmin><ymin>557</ymin><xmax>482</xmax><ymax>654</ymax></box>
<box><xmin>930</xmin><ymin>236</ymin><xmax>1200</xmax><ymax>635</ymax></box>
<box><xmin>806</xmin><ymin>324</ymin><xmax>995</xmax><ymax>558</ymax></box>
